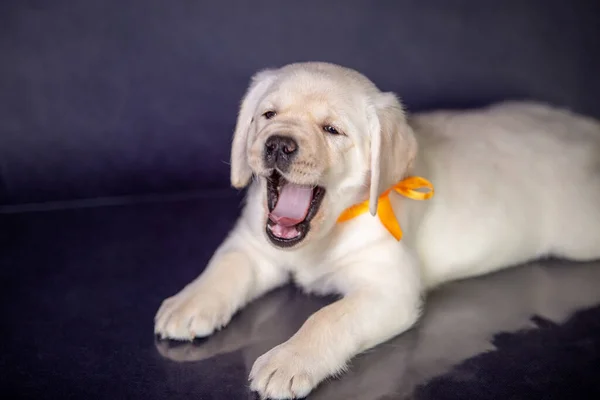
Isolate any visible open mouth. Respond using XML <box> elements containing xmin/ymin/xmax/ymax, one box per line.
<box><xmin>265</xmin><ymin>170</ymin><xmax>326</xmax><ymax>248</ymax></box>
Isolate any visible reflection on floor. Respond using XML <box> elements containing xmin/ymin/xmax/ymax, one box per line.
<box><xmin>156</xmin><ymin>259</ymin><xmax>600</xmax><ymax>399</ymax></box>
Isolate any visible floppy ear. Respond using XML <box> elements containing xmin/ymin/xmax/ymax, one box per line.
<box><xmin>368</xmin><ymin>92</ymin><xmax>418</xmax><ymax>215</ymax></box>
<box><xmin>230</xmin><ymin>69</ymin><xmax>278</xmax><ymax>189</ymax></box>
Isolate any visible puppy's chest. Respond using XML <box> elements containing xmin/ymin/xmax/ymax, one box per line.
<box><xmin>282</xmin><ymin>256</ymin><xmax>342</xmax><ymax>296</ymax></box>
<box><xmin>292</xmin><ymin>269</ymin><xmax>341</xmax><ymax>296</ymax></box>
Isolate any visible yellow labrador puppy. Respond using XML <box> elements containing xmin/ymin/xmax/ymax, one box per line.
<box><xmin>155</xmin><ymin>62</ymin><xmax>600</xmax><ymax>399</ymax></box>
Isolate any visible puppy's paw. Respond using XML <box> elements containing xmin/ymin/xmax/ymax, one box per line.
<box><xmin>250</xmin><ymin>342</ymin><xmax>334</xmax><ymax>399</ymax></box>
<box><xmin>154</xmin><ymin>290</ymin><xmax>234</xmax><ymax>341</ymax></box>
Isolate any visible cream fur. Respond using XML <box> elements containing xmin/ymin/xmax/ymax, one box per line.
<box><xmin>154</xmin><ymin>62</ymin><xmax>600</xmax><ymax>399</ymax></box>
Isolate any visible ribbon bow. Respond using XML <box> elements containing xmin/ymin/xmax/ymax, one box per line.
<box><xmin>337</xmin><ymin>176</ymin><xmax>434</xmax><ymax>240</ymax></box>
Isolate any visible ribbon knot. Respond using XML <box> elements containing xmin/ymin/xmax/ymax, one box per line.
<box><xmin>337</xmin><ymin>176</ymin><xmax>434</xmax><ymax>240</ymax></box>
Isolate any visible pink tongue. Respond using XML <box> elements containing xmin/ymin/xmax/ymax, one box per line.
<box><xmin>269</xmin><ymin>183</ymin><xmax>313</xmax><ymax>227</ymax></box>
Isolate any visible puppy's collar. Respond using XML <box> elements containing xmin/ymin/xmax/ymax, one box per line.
<box><xmin>337</xmin><ymin>176</ymin><xmax>434</xmax><ymax>240</ymax></box>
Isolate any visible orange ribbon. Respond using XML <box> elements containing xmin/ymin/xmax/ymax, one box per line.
<box><xmin>337</xmin><ymin>176</ymin><xmax>434</xmax><ymax>240</ymax></box>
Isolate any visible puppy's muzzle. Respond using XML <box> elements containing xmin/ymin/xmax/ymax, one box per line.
<box><xmin>264</xmin><ymin>135</ymin><xmax>298</xmax><ymax>172</ymax></box>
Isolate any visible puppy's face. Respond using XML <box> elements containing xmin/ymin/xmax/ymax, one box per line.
<box><xmin>231</xmin><ymin>63</ymin><xmax>417</xmax><ymax>249</ymax></box>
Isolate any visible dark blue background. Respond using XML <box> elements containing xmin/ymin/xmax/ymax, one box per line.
<box><xmin>1</xmin><ymin>0</ymin><xmax>599</xmax><ymax>205</ymax></box>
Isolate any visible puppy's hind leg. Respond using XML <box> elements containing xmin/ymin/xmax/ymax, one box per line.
<box><xmin>550</xmin><ymin>179</ymin><xmax>600</xmax><ymax>262</ymax></box>
<box><xmin>154</xmin><ymin>225</ymin><xmax>288</xmax><ymax>341</ymax></box>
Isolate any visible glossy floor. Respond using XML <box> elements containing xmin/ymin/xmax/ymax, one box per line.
<box><xmin>2</xmin><ymin>195</ymin><xmax>600</xmax><ymax>399</ymax></box>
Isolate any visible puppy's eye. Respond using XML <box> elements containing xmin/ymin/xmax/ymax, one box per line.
<box><xmin>323</xmin><ymin>125</ymin><xmax>341</xmax><ymax>135</ymax></box>
<box><xmin>263</xmin><ymin>111</ymin><xmax>276</xmax><ymax>120</ymax></box>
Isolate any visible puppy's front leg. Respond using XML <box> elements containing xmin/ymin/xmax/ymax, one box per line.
<box><xmin>154</xmin><ymin>226</ymin><xmax>288</xmax><ymax>340</ymax></box>
<box><xmin>249</xmin><ymin>251</ymin><xmax>422</xmax><ymax>399</ymax></box>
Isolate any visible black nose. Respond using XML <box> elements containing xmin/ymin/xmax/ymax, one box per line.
<box><xmin>264</xmin><ymin>135</ymin><xmax>298</xmax><ymax>171</ymax></box>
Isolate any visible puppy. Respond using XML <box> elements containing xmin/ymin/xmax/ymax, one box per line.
<box><xmin>155</xmin><ymin>62</ymin><xmax>600</xmax><ymax>399</ymax></box>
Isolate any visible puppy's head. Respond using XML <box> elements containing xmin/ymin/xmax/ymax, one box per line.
<box><xmin>231</xmin><ymin>62</ymin><xmax>417</xmax><ymax>249</ymax></box>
